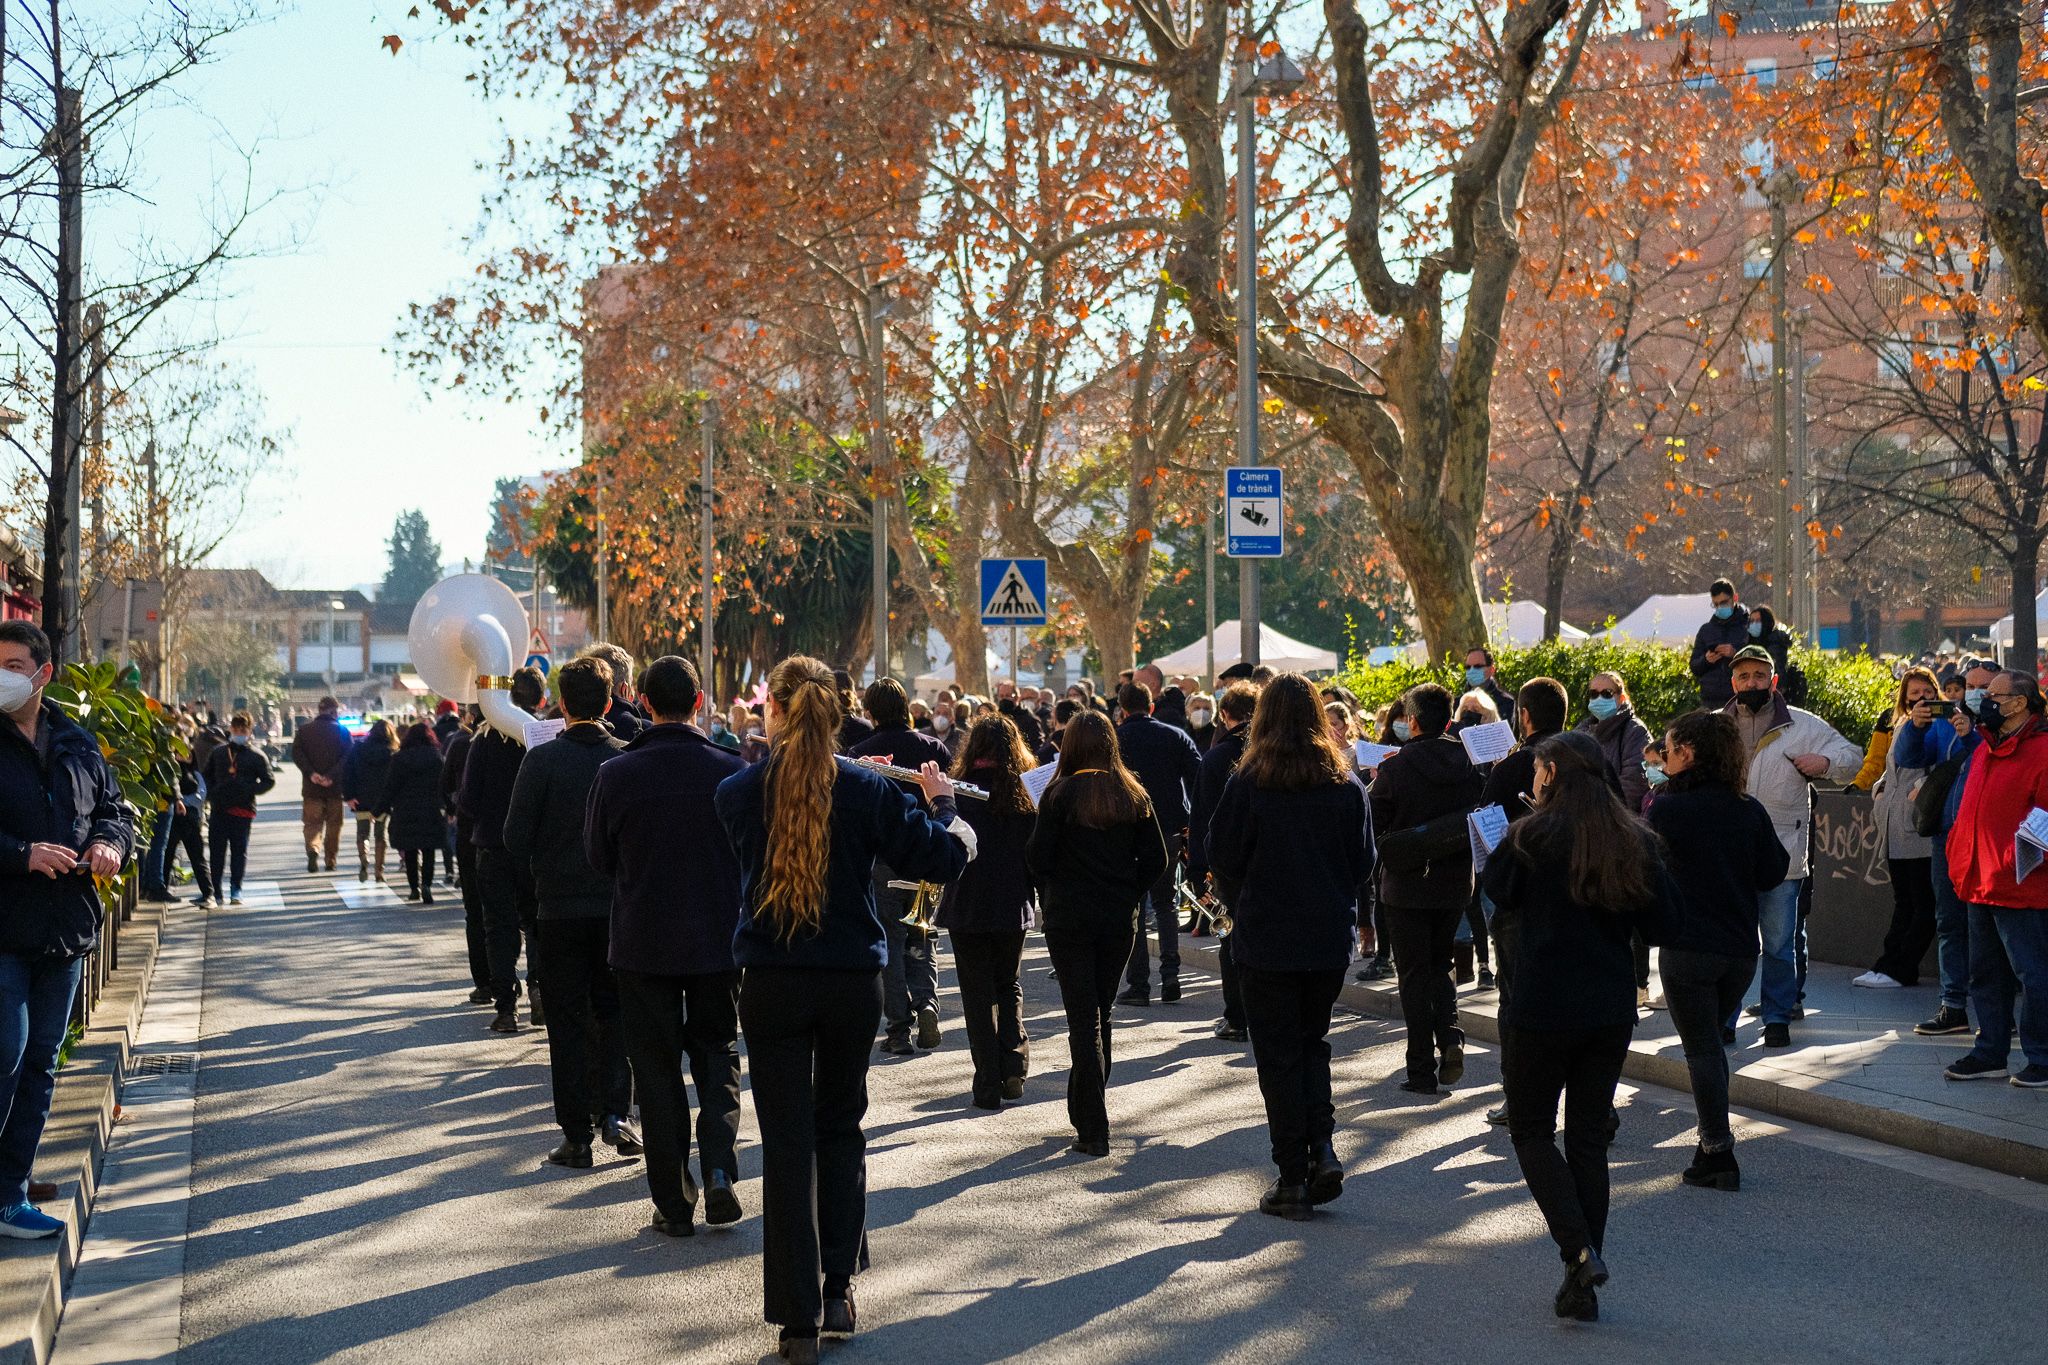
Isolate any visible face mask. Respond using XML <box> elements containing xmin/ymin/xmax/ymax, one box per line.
<box><xmin>1460</xmin><ymin>711</ymin><xmax>1483</xmax><ymax>727</ymax></box>
<box><xmin>1587</xmin><ymin>696</ymin><xmax>1618</xmax><ymax>721</ymax></box>
<box><xmin>230</xmin><ymin>734</ymin><xmax>250</xmax><ymax>746</ymax></box>
<box><xmin>1966</xmin><ymin>688</ymin><xmax>1988</xmax><ymax>709</ymax></box>
<box><xmin>1391</xmin><ymin>720</ymin><xmax>1412</xmax><ymax>742</ymax></box>
<box><xmin>1976</xmin><ymin>696</ymin><xmax>2009</xmax><ymax>729</ymax></box>
<box><xmin>1464</xmin><ymin>666</ymin><xmax>1487</xmax><ymax>688</ymax></box>
<box><xmin>1714</xmin><ymin>604</ymin><xmax>1734</xmax><ymax>620</ymax></box>
<box><xmin>1645</xmin><ymin>764</ymin><xmax>1668</xmax><ymax>787</ymax></box>
<box><xmin>0</xmin><ymin>669</ymin><xmax>36</xmax><ymax>712</ymax></box>
<box><xmin>1735</xmin><ymin>686</ymin><xmax>1772</xmax><ymax>713</ymax></box>
<box><xmin>1189</xmin><ymin>709</ymin><xmax>1212</xmax><ymax>727</ymax></box>
<box><xmin>710</xmin><ymin>721</ymin><xmax>727</xmax><ymax>736</ymax></box>
<box><xmin>932</xmin><ymin>715</ymin><xmax>951</xmax><ymax>734</ymax></box>
<box><xmin>1748</xmin><ymin>621</ymin><xmax>1763</xmax><ymax>638</ymax></box>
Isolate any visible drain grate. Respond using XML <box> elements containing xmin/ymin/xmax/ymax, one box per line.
<box><xmin>131</xmin><ymin>1053</ymin><xmax>197</xmax><ymax>1076</ymax></box>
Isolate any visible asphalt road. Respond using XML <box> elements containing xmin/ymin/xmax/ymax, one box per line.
<box><xmin>170</xmin><ymin>773</ymin><xmax>2048</xmax><ymax>1365</ymax></box>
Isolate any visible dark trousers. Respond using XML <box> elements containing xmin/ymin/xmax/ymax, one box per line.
<box><xmin>535</xmin><ymin>916</ymin><xmax>630</xmax><ymax>1141</ymax></box>
<box><xmin>949</xmin><ymin>930</ymin><xmax>1028</xmax><ymax>1102</ymax></box>
<box><xmin>477</xmin><ymin>847</ymin><xmax>538</xmax><ymax>1011</ymax></box>
<box><xmin>168</xmin><ymin>813</ymin><xmax>212</xmax><ymax>901</ymax></box>
<box><xmin>1464</xmin><ymin>898</ymin><xmax>1491</xmax><ymax>969</ymax></box>
<box><xmin>400</xmin><ymin>849</ymin><xmax>435</xmax><ymax>902</ymax></box>
<box><xmin>1387</xmin><ymin>901</ymin><xmax>1462</xmax><ymax>1083</ymax></box>
<box><xmin>1045</xmin><ymin>914</ymin><xmax>1137</xmax><ymax>1142</ymax></box>
<box><xmin>456</xmin><ymin>826</ymin><xmax>488</xmax><ymax>993</ymax></box>
<box><xmin>1501</xmin><ymin>1022</ymin><xmax>1632</xmax><ymax>1262</ymax></box>
<box><xmin>617</xmin><ymin>969</ymin><xmax>743</xmax><ymax>1221</ymax></box>
<box><xmin>739</xmin><ymin>967</ymin><xmax>881</xmax><ymax>1331</ymax></box>
<box><xmin>1660</xmin><ymin>948</ymin><xmax>1755</xmax><ymax>1152</ymax></box>
<box><xmin>1631</xmin><ymin>932</ymin><xmax>1651</xmax><ymax>992</ymax></box>
<box><xmin>875</xmin><ymin>876</ymin><xmax>935</xmax><ymax>1036</ymax></box>
<box><xmin>0</xmin><ymin>954</ymin><xmax>82</xmax><ymax>1206</ymax></box>
<box><xmin>1874</xmin><ymin>856</ymin><xmax>1938</xmax><ymax>985</ymax></box>
<box><xmin>441</xmin><ymin>818</ymin><xmax>459</xmax><ymax>884</ymax></box>
<box><xmin>1239</xmin><ymin>965</ymin><xmax>1347</xmax><ymax>1183</ymax></box>
<box><xmin>141</xmin><ymin>808</ymin><xmax>173</xmax><ymax>896</ymax></box>
<box><xmin>1125</xmin><ymin>862</ymin><xmax>1181</xmax><ymax>991</ymax></box>
<box><xmin>208</xmin><ymin>812</ymin><xmax>252</xmax><ymax>898</ymax></box>
<box><xmin>1217</xmin><ymin>931</ymin><xmax>1247</xmax><ymax>1029</ymax></box>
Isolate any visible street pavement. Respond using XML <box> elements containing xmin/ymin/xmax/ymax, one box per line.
<box><xmin>108</xmin><ymin>770</ymin><xmax>2048</xmax><ymax>1363</ymax></box>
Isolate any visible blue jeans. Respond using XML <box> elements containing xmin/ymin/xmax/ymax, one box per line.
<box><xmin>1754</xmin><ymin>880</ymin><xmax>1802</xmax><ymax>1025</ymax></box>
<box><xmin>1931</xmin><ymin>843</ymin><xmax>1970</xmax><ymax>1011</ymax></box>
<box><xmin>1968</xmin><ymin>904</ymin><xmax>2048</xmax><ymax>1069</ymax></box>
<box><xmin>0</xmin><ymin>954</ymin><xmax>83</xmax><ymax>1207</ymax></box>
<box><xmin>140</xmin><ymin>807</ymin><xmax>173</xmax><ymax>897</ymax></box>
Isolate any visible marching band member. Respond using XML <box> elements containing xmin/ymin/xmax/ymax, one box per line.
<box><xmin>1207</xmin><ymin>674</ymin><xmax>1373</xmax><ymax>1219</ymax></box>
<box><xmin>714</xmin><ymin>656</ymin><xmax>972</xmax><ymax>1363</ymax></box>
<box><xmin>936</xmin><ymin>715</ymin><xmax>1038</xmax><ymax>1110</ymax></box>
<box><xmin>1024</xmin><ymin>710</ymin><xmax>1167</xmax><ymax>1158</ymax></box>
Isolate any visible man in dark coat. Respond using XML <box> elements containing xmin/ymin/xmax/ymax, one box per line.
<box><xmin>1114</xmin><ymin>682</ymin><xmax>1202</xmax><ymax>1004</ymax></box>
<box><xmin>504</xmin><ymin>656</ymin><xmax>631</xmax><ymax>1168</ymax></box>
<box><xmin>582</xmin><ymin>643</ymin><xmax>648</xmax><ymax>742</ymax></box>
<box><xmin>0</xmin><ymin>622</ymin><xmax>132</xmax><ymax>1238</ymax></box>
<box><xmin>1690</xmin><ymin>576</ymin><xmax>1752</xmax><ymax>710</ymax></box>
<box><xmin>441</xmin><ymin>709</ymin><xmax>491</xmax><ymax>1004</ymax></box>
<box><xmin>1189</xmin><ymin>680</ymin><xmax>1258</xmax><ymax>1039</ymax></box>
<box><xmin>291</xmin><ymin>696</ymin><xmax>351</xmax><ymax>874</ymax></box>
<box><xmin>460</xmin><ymin>668</ymin><xmax>547</xmax><ymax>1031</ymax></box>
<box><xmin>585</xmin><ymin>656</ymin><xmax>747</xmax><ymax>1235</ymax></box>
<box><xmin>1462</xmin><ymin>647</ymin><xmax>1518</xmax><ymax>731</ymax></box>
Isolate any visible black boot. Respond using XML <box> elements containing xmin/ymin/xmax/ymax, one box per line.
<box><xmin>1437</xmin><ymin>1027</ymin><xmax>1466</xmax><ymax>1086</ymax></box>
<box><xmin>1258</xmin><ymin>1178</ymin><xmax>1313</xmax><ymax>1221</ymax></box>
<box><xmin>547</xmin><ymin>1138</ymin><xmax>593</xmax><ymax>1169</ymax></box>
<box><xmin>1307</xmin><ymin>1143</ymin><xmax>1344</xmax><ymax>1206</ymax></box>
<box><xmin>1681</xmin><ymin>1143</ymin><xmax>1741</xmax><ymax>1191</ymax></box>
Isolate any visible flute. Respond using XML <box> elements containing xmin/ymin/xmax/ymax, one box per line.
<box><xmin>851</xmin><ymin>757</ymin><xmax>991</xmax><ymax>801</ymax></box>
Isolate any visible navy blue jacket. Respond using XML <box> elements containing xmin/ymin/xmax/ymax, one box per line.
<box><xmin>1115</xmin><ymin>713</ymin><xmax>1202</xmax><ymax>836</ymax></box>
<box><xmin>715</xmin><ymin>756</ymin><xmax>968</xmax><ymax>971</ymax></box>
<box><xmin>585</xmin><ymin>723</ymin><xmax>747</xmax><ymax>977</ymax></box>
<box><xmin>342</xmin><ymin>740</ymin><xmax>395</xmax><ymax>810</ymax></box>
<box><xmin>1690</xmin><ymin>607</ymin><xmax>1752</xmax><ymax>709</ymax></box>
<box><xmin>0</xmin><ymin>700</ymin><xmax>134</xmax><ymax>958</ymax></box>
<box><xmin>1187</xmin><ymin>722</ymin><xmax>1248</xmax><ymax>881</ymax></box>
<box><xmin>1208</xmin><ymin>773</ymin><xmax>1374</xmax><ymax>972</ymax></box>
<box><xmin>1892</xmin><ymin>719</ymin><xmax>1980</xmax><ymax>835</ymax></box>
<box><xmin>846</xmin><ymin>723</ymin><xmax>953</xmax><ymax>773</ymax></box>
<box><xmin>378</xmin><ymin>745</ymin><xmax>448</xmax><ymax>853</ymax></box>
<box><xmin>503</xmin><ymin>723</ymin><xmax>625</xmax><ymax>916</ymax></box>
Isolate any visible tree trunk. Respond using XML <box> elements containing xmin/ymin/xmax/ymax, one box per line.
<box><xmin>1542</xmin><ymin>509</ymin><xmax>1578</xmax><ymax>642</ymax></box>
<box><xmin>2010</xmin><ymin>535</ymin><xmax>2041</xmax><ymax>668</ymax></box>
<box><xmin>1068</xmin><ymin>586</ymin><xmax>1139</xmax><ymax>680</ymax></box>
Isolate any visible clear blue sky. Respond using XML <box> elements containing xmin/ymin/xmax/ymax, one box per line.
<box><xmin>130</xmin><ymin>2</ymin><xmax>560</xmax><ymax>590</ymax></box>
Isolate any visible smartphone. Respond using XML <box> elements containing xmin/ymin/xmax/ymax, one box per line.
<box><xmin>1925</xmin><ymin>700</ymin><xmax>1956</xmax><ymax>718</ymax></box>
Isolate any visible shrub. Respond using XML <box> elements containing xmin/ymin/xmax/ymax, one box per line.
<box><xmin>44</xmin><ymin>662</ymin><xmax>188</xmax><ymax>895</ymax></box>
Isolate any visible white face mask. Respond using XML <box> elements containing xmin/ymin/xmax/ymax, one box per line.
<box><xmin>931</xmin><ymin>715</ymin><xmax>951</xmax><ymax>734</ymax></box>
<box><xmin>0</xmin><ymin>667</ymin><xmax>39</xmax><ymax>713</ymax></box>
<box><xmin>1189</xmin><ymin>709</ymin><xmax>1213</xmax><ymax>727</ymax></box>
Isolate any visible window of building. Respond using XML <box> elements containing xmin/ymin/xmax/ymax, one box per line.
<box><xmin>1744</xmin><ymin>58</ymin><xmax>1778</xmax><ymax>89</ymax></box>
<box><xmin>300</xmin><ymin>620</ymin><xmax>324</xmax><ymax>645</ymax></box>
<box><xmin>331</xmin><ymin>620</ymin><xmax>360</xmax><ymax>645</ymax></box>
<box><xmin>1811</xmin><ymin>56</ymin><xmax>1838</xmax><ymax>81</ymax></box>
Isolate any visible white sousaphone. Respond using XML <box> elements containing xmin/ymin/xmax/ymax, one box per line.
<box><xmin>407</xmin><ymin>573</ymin><xmax>533</xmax><ymax>742</ymax></box>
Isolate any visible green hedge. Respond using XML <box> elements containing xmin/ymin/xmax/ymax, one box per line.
<box><xmin>1332</xmin><ymin>641</ymin><xmax>1897</xmax><ymax>746</ymax></box>
<box><xmin>44</xmin><ymin>662</ymin><xmax>188</xmax><ymax>899</ymax></box>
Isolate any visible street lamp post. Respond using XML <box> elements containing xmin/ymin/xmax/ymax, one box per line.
<box><xmin>324</xmin><ymin>597</ymin><xmax>344</xmax><ymax>696</ymax></box>
<box><xmin>1233</xmin><ymin>26</ymin><xmax>1303</xmax><ymax>671</ymax></box>
<box><xmin>866</xmin><ymin>284</ymin><xmax>896</xmax><ymax>685</ymax></box>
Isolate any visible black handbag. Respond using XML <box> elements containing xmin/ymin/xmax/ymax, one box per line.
<box><xmin>1912</xmin><ymin>755</ymin><xmax>1965</xmax><ymax>839</ymax></box>
<box><xmin>1377</xmin><ymin>807</ymin><xmax>1472</xmax><ymax>875</ymax></box>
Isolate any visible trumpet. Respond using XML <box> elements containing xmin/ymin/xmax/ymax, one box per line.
<box><xmin>1177</xmin><ymin>880</ymin><xmax>1231</xmax><ymax>937</ymax></box>
<box><xmin>852</xmin><ymin>757</ymin><xmax>990</xmax><ymax>801</ymax></box>
<box><xmin>888</xmin><ymin>879</ymin><xmax>945</xmax><ymax>933</ymax></box>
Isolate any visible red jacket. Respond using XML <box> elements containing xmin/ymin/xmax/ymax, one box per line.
<box><xmin>1947</xmin><ymin>718</ymin><xmax>2048</xmax><ymax>910</ymax></box>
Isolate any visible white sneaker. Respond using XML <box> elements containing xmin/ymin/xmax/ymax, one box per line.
<box><xmin>1646</xmin><ymin>993</ymin><xmax>1666</xmax><ymax>1010</ymax></box>
<box><xmin>1851</xmin><ymin>971</ymin><xmax>1904</xmax><ymax>989</ymax></box>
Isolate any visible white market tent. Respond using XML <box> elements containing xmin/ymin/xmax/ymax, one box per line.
<box><xmin>1485</xmin><ymin>599</ymin><xmax>1589</xmax><ymax>646</ymax></box>
<box><xmin>1988</xmin><ymin>587</ymin><xmax>2048</xmax><ymax>663</ymax></box>
<box><xmin>1598</xmin><ymin>593</ymin><xmax>1715</xmax><ymax>647</ymax></box>
<box><xmin>1150</xmin><ymin>619</ymin><xmax>1339</xmax><ymax>676</ymax></box>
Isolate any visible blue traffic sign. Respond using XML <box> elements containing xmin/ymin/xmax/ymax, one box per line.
<box><xmin>980</xmin><ymin>558</ymin><xmax>1048</xmax><ymax>626</ymax></box>
<box><xmin>1226</xmin><ymin>466</ymin><xmax>1284</xmax><ymax>558</ymax></box>
<box><xmin>524</xmin><ymin>654</ymin><xmax>551</xmax><ymax>676</ymax></box>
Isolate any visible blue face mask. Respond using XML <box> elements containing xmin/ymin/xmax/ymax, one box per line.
<box><xmin>1645</xmin><ymin>764</ymin><xmax>1669</xmax><ymax>787</ymax></box>
<box><xmin>1966</xmin><ymin>688</ymin><xmax>1988</xmax><ymax>709</ymax></box>
<box><xmin>1464</xmin><ymin>666</ymin><xmax>1487</xmax><ymax>688</ymax></box>
<box><xmin>1747</xmin><ymin>621</ymin><xmax>1763</xmax><ymax>638</ymax></box>
<box><xmin>229</xmin><ymin>734</ymin><xmax>249</xmax><ymax>746</ymax></box>
<box><xmin>1714</xmin><ymin>604</ymin><xmax>1735</xmax><ymax>620</ymax></box>
<box><xmin>1587</xmin><ymin>696</ymin><xmax>1618</xmax><ymax>721</ymax></box>
<box><xmin>1391</xmin><ymin>720</ymin><xmax>1413</xmax><ymax>742</ymax></box>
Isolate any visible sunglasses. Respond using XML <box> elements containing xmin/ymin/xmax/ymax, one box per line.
<box><xmin>1587</xmin><ymin>687</ymin><xmax>1618</xmax><ymax>699</ymax></box>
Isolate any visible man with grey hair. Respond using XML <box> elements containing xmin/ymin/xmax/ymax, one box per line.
<box><xmin>582</xmin><ymin>643</ymin><xmax>646</xmax><ymax>741</ymax></box>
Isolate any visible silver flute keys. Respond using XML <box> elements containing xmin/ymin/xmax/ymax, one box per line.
<box><xmin>850</xmin><ymin>757</ymin><xmax>991</xmax><ymax>801</ymax></box>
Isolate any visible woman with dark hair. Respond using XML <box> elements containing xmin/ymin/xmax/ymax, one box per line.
<box><xmin>1025</xmin><ymin>709</ymin><xmax>1168</xmax><ymax>1157</ymax></box>
<box><xmin>343</xmin><ymin>718</ymin><xmax>399</xmax><ymax>884</ymax></box>
<box><xmin>1208</xmin><ymin>674</ymin><xmax>1373</xmax><ymax>1220</ymax></box>
<box><xmin>1481</xmin><ymin>731</ymin><xmax>1677</xmax><ymax>1322</ymax></box>
<box><xmin>1747</xmin><ymin>604</ymin><xmax>1794</xmax><ymax>678</ymax></box>
<box><xmin>1650</xmin><ymin>711</ymin><xmax>1790</xmax><ymax>1191</ymax></box>
<box><xmin>714</xmin><ymin>656</ymin><xmax>971</xmax><ymax>1363</ymax></box>
<box><xmin>938</xmin><ymin>714</ymin><xmax>1038</xmax><ymax>1110</ymax></box>
<box><xmin>1855</xmin><ymin>667</ymin><xmax>1943</xmax><ymax>990</ymax></box>
<box><xmin>378</xmin><ymin>722</ymin><xmax>446</xmax><ymax>903</ymax></box>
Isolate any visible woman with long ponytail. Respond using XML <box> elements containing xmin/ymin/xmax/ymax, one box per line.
<box><xmin>714</xmin><ymin>656</ymin><xmax>973</xmax><ymax>1363</ymax></box>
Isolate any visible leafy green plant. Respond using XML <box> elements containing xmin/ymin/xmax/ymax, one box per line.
<box><xmin>43</xmin><ymin>661</ymin><xmax>188</xmax><ymax>890</ymax></box>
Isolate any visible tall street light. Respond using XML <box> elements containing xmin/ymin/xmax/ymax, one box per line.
<box><xmin>866</xmin><ymin>283</ymin><xmax>899</xmax><ymax>685</ymax></box>
<box><xmin>324</xmin><ymin>597</ymin><xmax>344</xmax><ymax>695</ymax></box>
<box><xmin>1234</xmin><ymin>26</ymin><xmax>1303</xmax><ymax>669</ymax></box>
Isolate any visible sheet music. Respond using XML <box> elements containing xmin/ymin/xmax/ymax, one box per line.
<box><xmin>1467</xmin><ymin>803</ymin><xmax>1509</xmax><ymax>872</ymax></box>
<box><xmin>1354</xmin><ymin>740</ymin><xmax>1402</xmax><ymax>771</ymax></box>
<box><xmin>1458</xmin><ymin>719</ymin><xmax>1516</xmax><ymax>766</ymax></box>
<box><xmin>1021</xmin><ymin>758</ymin><xmax>1059</xmax><ymax>807</ymax></box>
<box><xmin>522</xmin><ymin>717</ymin><xmax>567</xmax><ymax>749</ymax></box>
<box><xmin>2017</xmin><ymin>807</ymin><xmax>2048</xmax><ymax>883</ymax></box>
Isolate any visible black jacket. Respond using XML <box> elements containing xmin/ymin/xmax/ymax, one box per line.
<box><xmin>847</xmin><ymin>723</ymin><xmax>953</xmax><ymax>773</ymax></box>
<box><xmin>1187</xmin><ymin>723</ymin><xmax>1248</xmax><ymax>882</ymax></box>
<box><xmin>1645</xmin><ymin>774</ymin><xmax>1790</xmax><ymax>959</ymax></box>
<box><xmin>204</xmin><ymin>741</ymin><xmax>275</xmax><ymax>814</ymax></box>
<box><xmin>998</xmin><ymin>699</ymin><xmax>1044</xmax><ymax>752</ymax></box>
<box><xmin>1114</xmin><ymin>714</ymin><xmax>1202</xmax><ymax>837</ymax></box>
<box><xmin>1479</xmin><ymin>726</ymin><xmax>1564</xmax><ymax>820</ymax></box>
<box><xmin>503</xmin><ymin>722</ymin><xmax>625</xmax><ymax>916</ymax></box>
<box><xmin>716</xmin><ymin>757</ymin><xmax>968</xmax><ymax>971</ymax></box>
<box><xmin>1753</xmin><ymin>625</ymin><xmax>1794</xmax><ymax>680</ymax></box>
<box><xmin>433</xmin><ymin>711</ymin><xmax>461</xmax><ymax>750</ymax></box>
<box><xmin>342</xmin><ymin>740</ymin><xmax>395</xmax><ymax>810</ymax></box>
<box><xmin>838</xmin><ymin>713</ymin><xmax>875</xmax><ymax>754</ymax></box>
<box><xmin>606</xmin><ymin>696</ymin><xmax>649</xmax><ymax>743</ymax></box>
<box><xmin>0</xmin><ymin>700</ymin><xmax>134</xmax><ymax>959</ymax></box>
<box><xmin>440</xmin><ymin>728</ymin><xmax>472</xmax><ymax>824</ymax></box>
<box><xmin>458</xmin><ymin>723</ymin><xmax>530</xmax><ymax>850</ymax></box>
<box><xmin>1480</xmin><ymin>825</ymin><xmax>1680</xmax><ymax>1031</ymax></box>
<box><xmin>1208</xmin><ymin>773</ymin><xmax>1373</xmax><ymax>972</ymax></box>
<box><xmin>1025</xmin><ymin>777</ymin><xmax>1169</xmax><ymax>931</ymax></box>
<box><xmin>1690</xmin><ymin>607</ymin><xmax>1752</xmax><ymax>709</ymax></box>
<box><xmin>377</xmin><ymin>745</ymin><xmax>447</xmax><ymax>852</ymax></box>
<box><xmin>1477</xmin><ymin>677</ymin><xmax>1518</xmax><ymax>731</ymax></box>
<box><xmin>1368</xmin><ymin>734</ymin><xmax>1483</xmax><ymax>910</ymax></box>
<box><xmin>586</xmin><ymin>724</ymin><xmax>748</xmax><ymax>977</ymax></box>
<box><xmin>937</xmin><ymin>799</ymin><xmax>1035</xmax><ymax>935</ymax></box>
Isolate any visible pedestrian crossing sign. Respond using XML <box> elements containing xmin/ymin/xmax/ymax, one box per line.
<box><xmin>980</xmin><ymin>558</ymin><xmax>1048</xmax><ymax>626</ymax></box>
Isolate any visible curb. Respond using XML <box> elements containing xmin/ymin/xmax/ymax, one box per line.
<box><xmin>1176</xmin><ymin>937</ymin><xmax>2048</xmax><ymax>1186</ymax></box>
<box><xmin>0</xmin><ymin>901</ymin><xmax>170</xmax><ymax>1365</ymax></box>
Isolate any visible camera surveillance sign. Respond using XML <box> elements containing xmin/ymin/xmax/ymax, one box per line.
<box><xmin>1226</xmin><ymin>467</ymin><xmax>1284</xmax><ymax>558</ymax></box>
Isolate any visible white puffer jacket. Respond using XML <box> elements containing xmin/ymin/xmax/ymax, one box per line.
<box><xmin>1734</xmin><ymin>696</ymin><xmax>1865</xmax><ymax>880</ymax></box>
